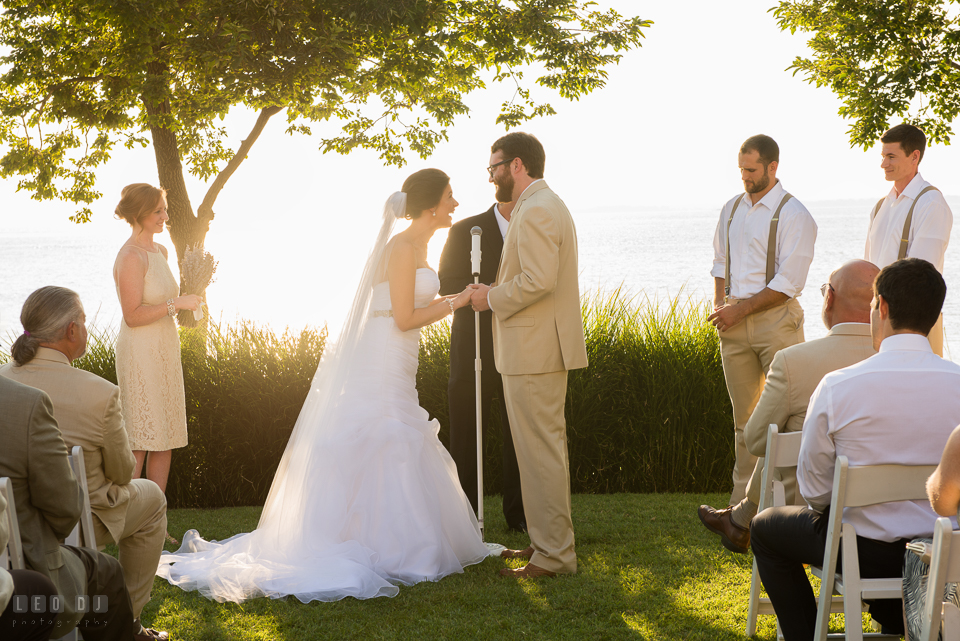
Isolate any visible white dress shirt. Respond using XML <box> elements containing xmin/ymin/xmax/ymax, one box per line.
<box><xmin>798</xmin><ymin>334</ymin><xmax>960</xmax><ymax>542</ymax></box>
<box><xmin>493</xmin><ymin>203</ymin><xmax>510</xmax><ymax>240</ymax></box>
<box><xmin>711</xmin><ymin>180</ymin><xmax>818</xmax><ymax>299</ymax></box>
<box><xmin>864</xmin><ymin>173</ymin><xmax>953</xmax><ymax>272</ymax></box>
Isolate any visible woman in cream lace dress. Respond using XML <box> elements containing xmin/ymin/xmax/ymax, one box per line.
<box><xmin>113</xmin><ymin>184</ymin><xmax>201</xmax><ymax>543</ymax></box>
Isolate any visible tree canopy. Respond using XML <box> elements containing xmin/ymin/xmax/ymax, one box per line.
<box><xmin>773</xmin><ymin>0</ymin><xmax>960</xmax><ymax>148</ymax></box>
<box><xmin>0</xmin><ymin>0</ymin><xmax>649</xmax><ymax>269</ymax></box>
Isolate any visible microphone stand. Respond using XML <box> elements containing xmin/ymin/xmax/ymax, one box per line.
<box><xmin>470</xmin><ymin>226</ymin><xmax>484</xmax><ymax>539</ymax></box>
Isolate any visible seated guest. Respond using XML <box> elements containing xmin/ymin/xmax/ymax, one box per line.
<box><xmin>0</xmin><ymin>287</ymin><xmax>168</xmax><ymax>641</ymax></box>
<box><xmin>0</xmin><ymin>487</ymin><xmax>57</xmax><ymax>641</ymax></box>
<box><xmin>0</xmin><ymin>375</ymin><xmax>140</xmax><ymax>640</ymax></box>
<box><xmin>698</xmin><ymin>260</ymin><xmax>878</xmax><ymax>553</ymax></box>
<box><xmin>900</xmin><ymin>424</ymin><xmax>960</xmax><ymax>640</ymax></box>
<box><xmin>751</xmin><ymin>258</ymin><xmax>960</xmax><ymax>640</ymax></box>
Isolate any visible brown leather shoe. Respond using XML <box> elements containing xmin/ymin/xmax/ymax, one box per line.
<box><xmin>500</xmin><ymin>546</ymin><xmax>534</xmax><ymax>559</ymax></box>
<box><xmin>499</xmin><ymin>563</ymin><xmax>557</xmax><ymax>578</ymax></box>
<box><xmin>134</xmin><ymin>619</ymin><xmax>169</xmax><ymax>640</ymax></box>
<box><xmin>697</xmin><ymin>504</ymin><xmax>750</xmax><ymax>554</ymax></box>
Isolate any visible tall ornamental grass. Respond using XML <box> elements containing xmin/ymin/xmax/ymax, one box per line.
<box><xmin>0</xmin><ymin>290</ymin><xmax>734</xmax><ymax>508</ymax></box>
<box><xmin>36</xmin><ymin>323</ymin><xmax>326</xmax><ymax>509</ymax></box>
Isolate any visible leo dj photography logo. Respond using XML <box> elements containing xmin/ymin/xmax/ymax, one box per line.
<box><xmin>11</xmin><ymin>594</ymin><xmax>108</xmax><ymax>614</ymax></box>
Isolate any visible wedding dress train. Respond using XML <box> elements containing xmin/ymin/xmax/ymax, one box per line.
<box><xmin>156</xmin><ymin>267</ymin><xmax>494</xmax><ymax>603</ymax></box>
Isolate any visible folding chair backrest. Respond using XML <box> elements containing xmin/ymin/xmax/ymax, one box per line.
<box><xmin>919</xmin><ymin>517</ymin><xmax>960</xmax><ymax>641</ymax></box>
<box><xmin>65</xmin><ymin>447</ymin><xmax>97</xmax><ymax>550</ymax></box>
<box><xmin>815</xmin><ymin>456</ymin><xmax>937</xmax><ymax>641</ymax></box>
<box><xmin>0</xmin><ymin>477</ymin><xmax>25</xmax><ymax>570</ymax></box>
<box><xmin>757</xmin><ymin>424</ymin><xmax>803</xmax><ymax>512</ymax></box>
<box><xmin>843</xmin><ymin>462</ymin><xmax>938</xmax><ymax>508</ymax></box>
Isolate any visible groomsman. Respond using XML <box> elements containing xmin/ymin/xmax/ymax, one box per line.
<box><xmin>469</xmin><ymin>132</ymin><xmax>588</xmax><ymax>578</ymax></box>
<box><xmin>864</xmin><ymin>123</ymin><xmax>952</xmax><ymax>355</ymax></box>
<box><xmin>708</xmin><ymin>134</ymin><xmax>817</xmax><ymax>507</ymax></box>
<box><xmin>438</xmin><ymin>200</ymin><xmax>527</xmax><ymax>532</ymax></box>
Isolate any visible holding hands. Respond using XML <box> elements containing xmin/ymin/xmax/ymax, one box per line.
<box><xmin>446</xmin><ymin>287</ymin><xmax>475</xmax><ymax>312</ymax></box>
<box><xmin>467</xmin><ymin>284</ymin><xmax>491</xmax><ymax>312</ymax></box>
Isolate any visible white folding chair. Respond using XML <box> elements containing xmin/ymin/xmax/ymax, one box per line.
<box><xmin>813</xmin><ymin>456</ymin><xmax>938</xmax><ymax>641</ymax></box>
<box><xmin>919</xmin><ymin>517</ymin><xmax>960</xmax><ymax>641</ymax></box>
<box><xmin>65</xmin><ymin>446</ymin><xmax>97</xmax><ymax>550</ymax></box>
<box><xmin>1</xmin><ymin>476</ymin><xmax>25</xmax><ymax>570</ymax></box>
<box><xmin>64</xmin><ymin>447</ymin><xmax>98</xmax><ymax>641</ymax></box>
<box><xmin>746</xmin><ymin>425</ymin><xmax>806</xmax><ymax>638</ymax></box>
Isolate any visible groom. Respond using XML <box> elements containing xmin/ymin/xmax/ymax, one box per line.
<box><xmin>438</xmin><ymin>198</ymin><xmax>527</xmax><ymax>532</ymax></box>
<box><xmin>469</xmin><ymin>132</ymin><xmax>588</xmax><ymax>578</ymax></box>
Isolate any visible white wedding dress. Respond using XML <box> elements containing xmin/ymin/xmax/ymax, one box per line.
<box><xmin>157</xmin><ymin>206</ymin><xmax>496</xmax><ymax>602</ymax></box>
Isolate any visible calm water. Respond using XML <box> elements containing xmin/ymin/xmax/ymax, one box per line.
<box><xmin>2</xmin><ymin>197</ymin><xmax>960</xmax><ymax>358</ymax></box>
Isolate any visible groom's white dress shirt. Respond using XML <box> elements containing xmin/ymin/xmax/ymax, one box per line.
<box><xmin>864</xmin><ymin>172</ymin><xmax>952</xmax><ymax>272</ymax></box>
<box><xmin>711</xmin><ymin>180</ymin><xmax>817</xmax><ymax>299</ymax></box>
<box><xmin>798</xmin><ymin>334</ymin><xmax>960</xmax><ymax>542</ymax></box>
<box><xmin>494</xmin><ymin>204</ymin><xmax>509</xmax><ymax>239</ymax></box>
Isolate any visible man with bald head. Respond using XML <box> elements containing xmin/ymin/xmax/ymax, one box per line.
<box><xmin>698</xmin><ymin>260</ymin><xmax>880</xmax><ymax>553</ymax></box>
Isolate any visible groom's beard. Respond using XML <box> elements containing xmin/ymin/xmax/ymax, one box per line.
<box><xmin>495</xmin><ymin>173</ymin><xmax>514</xmax><ymax>204</ymax></box>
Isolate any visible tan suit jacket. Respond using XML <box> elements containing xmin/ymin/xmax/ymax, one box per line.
<box><xmin>743</xmin><ymin>323</ymin><xmax>876</xmax><ymax>505</ymax></box>
<box><xmin>489</xmin><ymin>181</ymin><xmax>588</xmax><ymax>374</ymax></box>
<box><xmin>0</xmin><ymin>375</ymin><xmax>85</xmax><ymax>631</ymax></box>
<box><xmin>1</xmin><ymin>348</ymin><xmax>136</xmax><ymax>543</ymax></box>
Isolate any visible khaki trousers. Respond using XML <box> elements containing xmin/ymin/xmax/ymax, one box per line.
<box><xmin>731</xmin><ymin>456</ymin><xmax>801</xmax><ymax>529</ymax></box>
<box><xmin>719</xmin><ymin>298</ymin><xmax>804</xmax><ymax>505</ymax></box>
<box><xmin>502</xmin><ymin>370</ymin><xmax>576</xmax><ymax>574</ymax></box>
<box><xmin>91</xmin><ymin>479</ymin><xmax>166</xmax><ymax>619</ymax></box>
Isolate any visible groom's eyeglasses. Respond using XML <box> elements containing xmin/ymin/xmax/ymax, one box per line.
<box><xmin>486</xmin><ymin>158</ymin><xmax>515</xmax><ymax>176</ymax></box>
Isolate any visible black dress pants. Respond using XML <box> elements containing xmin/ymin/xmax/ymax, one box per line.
<box><xmin>448</xmin><ymin>368</ymin><xmax>525</xmax><ymax>529</ymax></box>
<box><xmin>751</xmin><ymin>505</ymin><xmax>908</xmax><ymax>641</ymax></box>
<box><xmin>58</xmin><ymin>546</ymin><xmax>135</xmax><ymax>641</ymax></box>
<box><xmin>0</xmin><ymin>569</ymin><xmax>57</xmax><ymax>641</ymax></box>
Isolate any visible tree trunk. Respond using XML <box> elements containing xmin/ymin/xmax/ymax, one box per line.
<box><xmin>144</xmin><ymin>60</ymin><xmax>282</xmax><ymax>327</ymax></box>
<box><xmin>143</xmin><ymin>95</ymin><xmax>209</xmax><ymax>326</ymax></box>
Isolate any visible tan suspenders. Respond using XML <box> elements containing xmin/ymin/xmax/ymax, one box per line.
<box><xmin>724</xmin><ymin>193</ymin><xmax>794</xmax><ymax>297</ymax></box>
<box><xmin>870</xmin><ymin>185</ymin><xmax>940</xmax><ymax>261</ymax></box>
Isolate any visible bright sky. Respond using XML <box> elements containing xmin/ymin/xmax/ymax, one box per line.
<box><xmin>2</xmin><ymin>1</ymin><xmax>959</xmax><ymax>330</ymax></box>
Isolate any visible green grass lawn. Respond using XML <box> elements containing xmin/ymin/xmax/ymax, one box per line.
<box><xmin>138</xmin><ymin>493</ymin><xmax>861</xmax><ymax>640</ymax></box>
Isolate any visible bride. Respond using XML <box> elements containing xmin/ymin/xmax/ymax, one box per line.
<box><xmin>157</xmin><ymin>169</ymin><xmax>496</xmax><ymax>603</ymax></box>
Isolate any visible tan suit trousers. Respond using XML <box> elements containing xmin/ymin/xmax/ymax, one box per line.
<box><xmin>719</xmin><ymin>298</ymin><xmax>804</xmax><ymax>505</ymax></box>
<box><xmin>90</xmin><ymin>478</ymin><xmax>166</xmax><ymax>619</ymax></box>
<box><xmin>502</xmin><ymin>370</ymin><xmax>576</xmax><ymax>574</ymax></box>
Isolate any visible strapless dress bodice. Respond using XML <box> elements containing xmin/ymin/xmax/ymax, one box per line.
<box><xmin>371</xmin><ymin>268</ymin><xmax>440</xmax><ymax>314</ymax></box>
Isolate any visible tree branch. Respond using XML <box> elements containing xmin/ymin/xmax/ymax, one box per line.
<box><xmin>196</xmin><ymin>105</ymin><xmax>283</xmax><ymax>225</ymax></box>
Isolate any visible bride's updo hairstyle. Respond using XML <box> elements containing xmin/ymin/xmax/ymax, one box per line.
<box><xmin>400</xmin><ymin>169</ymin><xmax>449</xmax><ymax>220</ymax></box>
<box><xmin>115</xmin><ymin>183</ymin><xmax>167</xmax><ymax>228</ymax></box>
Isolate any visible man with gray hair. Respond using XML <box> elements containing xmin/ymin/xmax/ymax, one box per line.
<box><xmin>1</xmin><ymin>286</ymin><xmax>168</xmax><ymax>641</ymax></box>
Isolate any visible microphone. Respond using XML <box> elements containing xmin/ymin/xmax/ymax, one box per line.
<box><xmin>470</xmin><ymin>226</ymin><xmax>482</xmax><ymax>277</ymax></box>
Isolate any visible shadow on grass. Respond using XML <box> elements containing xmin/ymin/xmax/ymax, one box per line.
<box><xmin>143</xmin><ymin>494</ymin><xmax>785</xmax><ymax>640</ymax></box>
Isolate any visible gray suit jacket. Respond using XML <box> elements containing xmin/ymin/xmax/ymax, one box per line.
<box><xmin>0</xmin><ymin>375</ymin><xmax>86</xmax><ymax>631</ymax></box>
